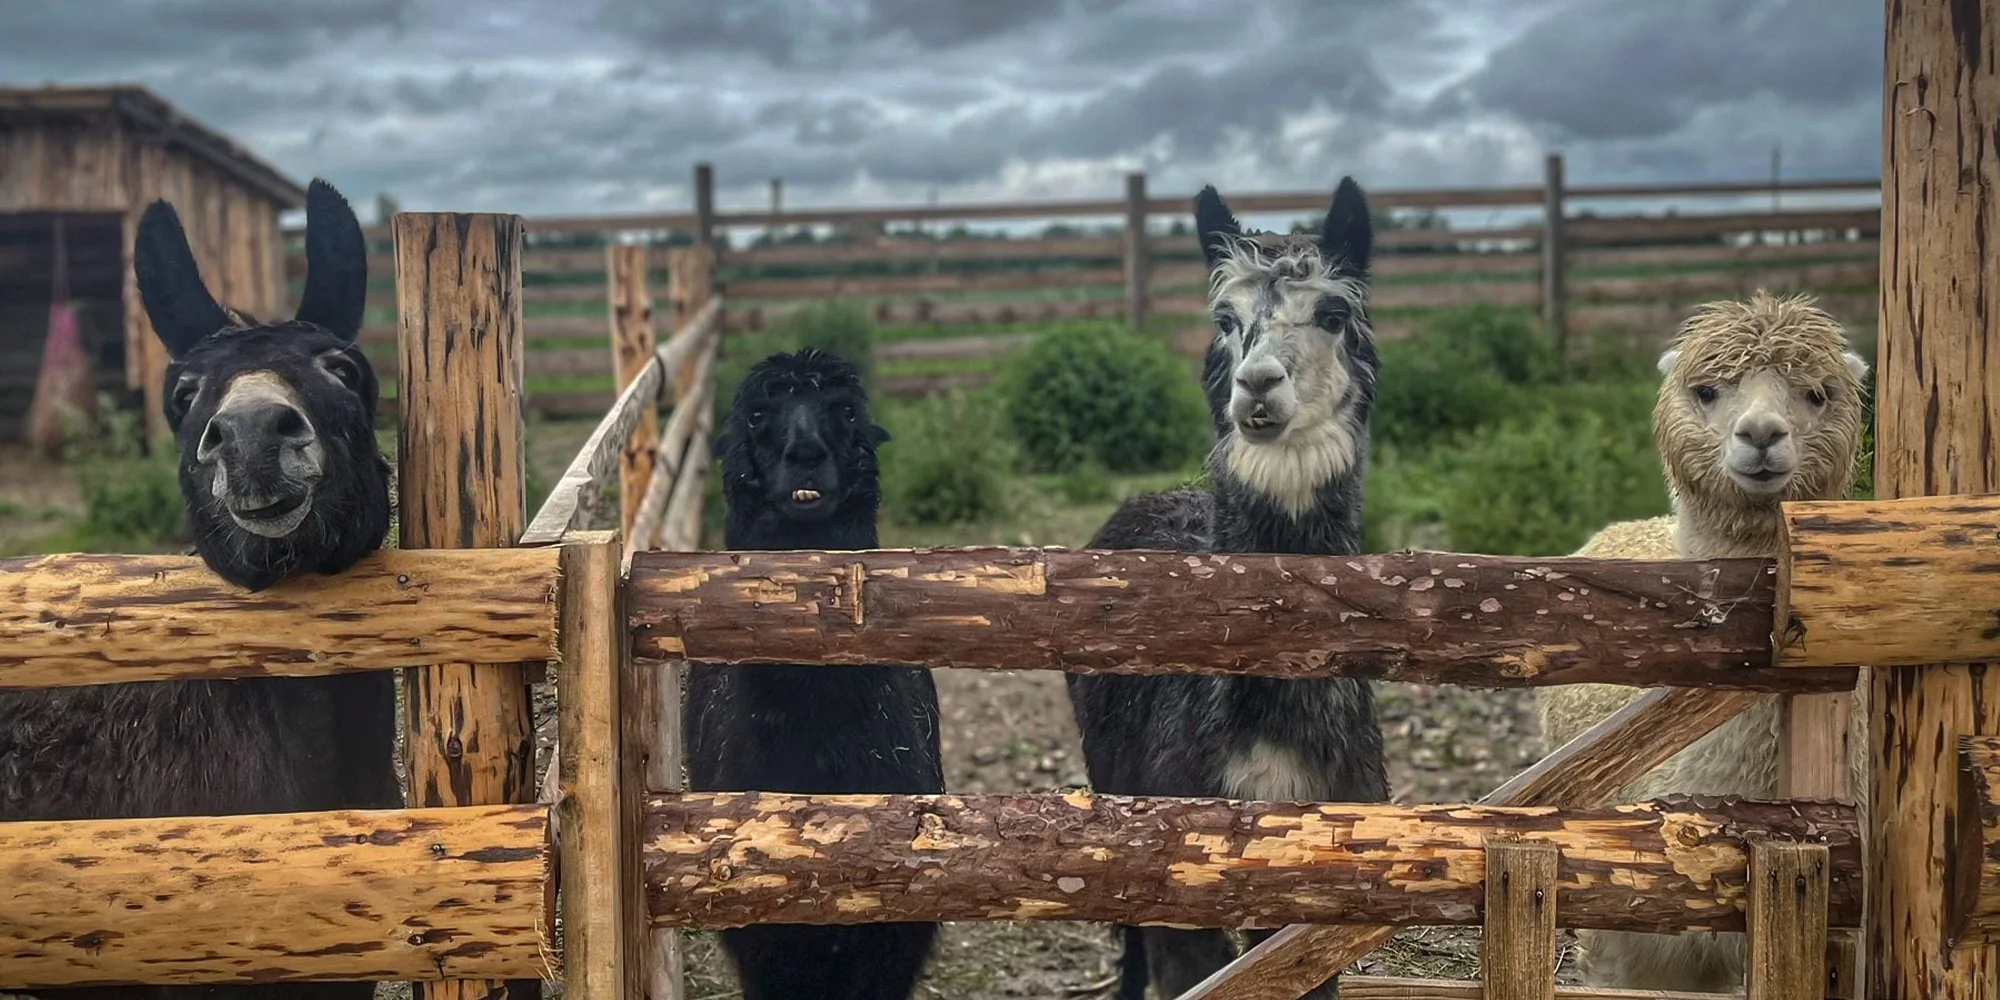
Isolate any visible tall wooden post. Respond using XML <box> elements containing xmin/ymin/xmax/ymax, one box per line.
<box><xmin>1540</xmin><ymin>153</ymin><xmax>1567</xmax><ymax>358</ymax></box>
<box><xmin>1123</xmin><ymin>171</ymin><xmax>1149</xmax><ymax>332</ymax></box>
<box><xmin>692</xmin><ymin>163</ymin><xmax>715</xmax><ymax>249</ymax></box>
<box><xmin>1869</xmin><ymin>0</ymin><xmax>2000</xmax><ymax>994</ymax></box>
<box><xmin>667</xmin><ymin>246</ymin><xmax>716</xmax><ymax>402</ymax></box>
<box><xmin>393</xmin><ymin>212</ymin><xmax>540</xmax><ymax>1000</ymax></box>
<box><xmin>609</xmin><ymin>245</ymin><xmax>657</xmax><ymax>535</ymax></box>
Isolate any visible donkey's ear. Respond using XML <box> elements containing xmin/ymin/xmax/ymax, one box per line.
<box><xmin>293</xmin><ymin>178</ymin><xmax>368</xmax><ymax>342</ymax></box>
<box><xmin>134</xmin><ymin>199</ymin><xmax>234</xmax><ymax>360</ymax></box>
<box><xmin>1322</xmin><ymin>176</ymin><xmax>1372</xmax><ymax>276</ymax></box>
<box><xmin>1194</xmin><ymin>185</ymin><xmax>1242</xmax><ymax>270</ymax></box>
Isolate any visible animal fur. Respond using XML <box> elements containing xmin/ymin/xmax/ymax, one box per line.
<box><xmin>688</xmin><ymin>348</ymin><xmax>943</xmax><ymax>1000</ymax></box>
<box><xmin>0</xmin><ymin>181</ymin><xmax>398</xmax><ymax>1000</ymax></box>
<box><xmin>1533</xmin><ymin>291</ymin><xmax>1871</xmax><ymax>991</ymax></box>
<box><xmin>1068</xmin><ymin>180</ymin><xmax>1389</xmax><ymax>1000</ymax></box>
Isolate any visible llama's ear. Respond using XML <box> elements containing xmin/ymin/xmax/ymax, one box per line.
<box><xmin>135</xmin><ymin>199</ymin><xmax>233</xmax><ymax>360</ymax></box>
<box><xmin>293</xmin><ymin>178</ymin><xmax>368</xmax><ymax>342</ymax></box>
<box><xmin>867</xmin><ymin>423</ymin><xmax>891</xmax><ymax>447</ymax></box>
<box><xmin>1322</xmin><ymin>176</ymin><xmax>1372</xmax><ymax>276</ymax></box>
<box><xmin>1656</xmin><ymin>347</ymin><xmax>1681</xmax><ymax>378</ymax></box>
<box><xmin>1194</xmin><ymin>185</ymin><xmax>1241</xmax><ymax>270</ymax></box>
<box><xmin>1842</xmin><ymin>350</ymin><xmax>1870</xmax><ymax>384</ymax></box>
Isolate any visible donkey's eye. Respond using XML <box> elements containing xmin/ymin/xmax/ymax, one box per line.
<box><xmin>318</xmin><ymin>353</ymin><xmax>362</xmax><ymax>390</ymax></box>
<box><xmin>1692</xmin><ymin>385</ymin><xmax>1718</xmax><ymax>405</ymax></box>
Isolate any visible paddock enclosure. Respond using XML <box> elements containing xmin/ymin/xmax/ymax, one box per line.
<box><xmin>3</xmin><ymin>2</ymin><xmax>1999</xmax><ymax>998</ymax></box>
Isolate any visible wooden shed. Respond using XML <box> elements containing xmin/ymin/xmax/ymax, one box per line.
<box><xmin>0</xmin><ymin>84</ymin><xmax>305</xmax><ymax>443</ymax></box>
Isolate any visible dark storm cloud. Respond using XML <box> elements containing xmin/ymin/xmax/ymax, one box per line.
<box><xmin>0</xmin><ymin>0</ymin><xmax>1887</xmax><ymax>215</ymax></box>
<box><xmin>1434</xmin><ymin>0</ymin><xmax>1880</xmax><ymax>142</ymax></box>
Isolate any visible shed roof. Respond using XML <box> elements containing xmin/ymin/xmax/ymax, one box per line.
<box><xmin>0</xmin><ymin>84</ymin><xmax>307</xmax><ymax>209</ymax></box>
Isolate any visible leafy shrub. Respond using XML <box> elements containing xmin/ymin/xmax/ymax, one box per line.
<box><xmin>1424</xmin><ymin>304</ymin><xmax>1560</xmax><ymax>386</ymax></box>
<box><xmin>1371</xmin><ymin>339</ymin><xmax>1515</xmax><ymax>453</ymax></box>
<box><xmin>998</xmin><ymin>323</ymin><xmax>1208</xmax><ymax>474</ymax></box>
<box><xmin>1052</xmin><ymin>461</ymin><xmax>1116</xmax><ymax>505</ymax></box>
<box><xmin>1435</xmin><ymin>404</ymin><xmax>1668</xmax><ymax>556</ymax></box>
<box><xmin>62</xmin><ymin>396</ymin><xmax>188</xmax><ymax>551</ymax></box>
<box><xmin>769</xmin><ymin>300</ymin><xmax>876</xmax><ymax>387</ymax></box>
<box><xmin>884</xmin><ymin>388</ymin><xmax>1012</xmax><ymax>525</ymax></box>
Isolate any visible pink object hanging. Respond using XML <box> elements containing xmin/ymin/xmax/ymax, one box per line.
<box><xmin>27</xmin><ymin>216</ymin><xmax>98</xmax><ymax>457</ymax></box>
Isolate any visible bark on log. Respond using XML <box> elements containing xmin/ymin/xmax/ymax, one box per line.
<box><xmin>0</xmin><ymin>549</ymin><xmax>558</xmax><ymax>689</ymax></box>
<box><xmin>642</xmin><ymin>791</ymin><xmax>1860</xmax><ymax>935</ymax></box>
<box><xmin>0</xmin><ymin>804</ymin><xmax>551</xmax><ymax>989</ymax></box>
<box><xmin>1178</xmin><ymin>685</ymin><xmax>1767</xmax><ymax>1000</ymax></box>
<box><xmin>393</xmin><ymin>211</ymin><xmax>541</xmax><ymax>1000</ymax></box>
<box><xmin>627</xmin><ymin>548</ymin><xmax>1850</xmax><ymax>692</ymax></box>
<box><xmin>1774</xmin><ymin>494</ymin><xmax>2000</xmax><ymax>669</ymax></box>
<box><xmin>1951</xmin><ymin>736</ymin><xmax>2000</xmax><ymax>942</ymax></box>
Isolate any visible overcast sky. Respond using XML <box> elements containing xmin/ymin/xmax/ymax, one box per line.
<box><xmin>1</xmin><ymin>0</ymin><xmax>1884</xmax><ymax>225</ymax></box>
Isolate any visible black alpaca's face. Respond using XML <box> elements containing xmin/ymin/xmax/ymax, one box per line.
<box><xmin>136</xmin><ymin>178</ymin><xmax>391</xmax><ymax>592</ymax></box>
<box><xmin>720</xmin><ymin>350</ymin><xmax>889</xmax><ymax>525</ymax></box>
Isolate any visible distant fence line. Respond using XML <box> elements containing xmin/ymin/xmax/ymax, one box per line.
<box><xmin>287</xmin><ymin>156</ymin><xmax>1882</xmax><ymax>415</ymax></box>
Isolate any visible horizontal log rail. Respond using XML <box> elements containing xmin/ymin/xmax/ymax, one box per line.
<box><xmin>1776</xmin><ymin>493</ymin><xmax>2000</xmax><ymax>669</ymax></box>
<box><xmin>0</xmin><ymin>549</ymin><xmax>560</xmax><ymax>689</ymax></box>
<box><xmin>643</xmin><ymin>791</ymin><xmax>1860</xmax><ymax>934</ymax></box>
<box><xmin>626</xmin><ymin>546</ymin><xmax>1856</xmax><ymax>691</ymax></box>
<box><xmin>520</xmin><ymin>296</ymin><xmax>723</xmax><ymax>546</ymax></box>
<box><xmin>0</xmin><ymin>804</ymin><xmax>551</xmax><ymax>989</ymax></box>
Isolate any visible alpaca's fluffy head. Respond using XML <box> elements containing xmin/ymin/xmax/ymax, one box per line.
<box><xmin>717</xmin><ymin>347</ymin><xmax>889</xmax><ymax>527</ymax></box>
<box><xmin>1195</xmin><ymin>177</ymin><xmax>1378</xmax><ymax>516</ymax></box>
<box><xmin>1653</xmin><ymin>291</ymin><xmax>1869</xmax><ymax>524</ymax></box>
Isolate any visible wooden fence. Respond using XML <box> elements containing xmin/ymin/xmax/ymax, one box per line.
<box><xmin>285</xmin><ymin>156</ymin><xmax>1881</xmax><ymax>415</ymax></box>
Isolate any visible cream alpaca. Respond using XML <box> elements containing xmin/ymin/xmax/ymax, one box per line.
<box><xmin>1535</xmin><ymin>291</ymin><xmax>1870</xmax><ymax>991</ymax></box>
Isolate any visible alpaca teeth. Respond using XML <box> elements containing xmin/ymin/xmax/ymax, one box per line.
<box><xmin>792</xmin><ymin>489</ymin><xmax>821</xmax><ymax>502</ymax></box>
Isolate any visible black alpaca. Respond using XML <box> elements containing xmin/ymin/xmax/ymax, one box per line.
<box><xmin>689</xmin><ymin>348</ymin><xmax>943</xmax><ymax>1000</ymax></box>
<box><xmin>0</xmin><ymin>180</ymin><xmax>398</xmax><ymax>1000</ymax></box>
<box><xmin>1067</xmin><ymin>180</ymin><xmax>1390</xmax><ymax>1000</ymax></box>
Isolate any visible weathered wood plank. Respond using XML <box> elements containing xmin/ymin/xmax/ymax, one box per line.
<box><xmin>1774</xmin><ymin>493</ymin><xmax>2000</xmax><ymax>669</ymax></box>
<box><xmin>1744</xmin><ymin>841</ymin><xmax>1830</xmax><ymax>1000</ymax></box>
<box><xmin>609</xmin><ymin>245</ymin><xmax>659</xmax><ymax>536</ymax></box>
<box><xmin>1335</xmin><ymin>979</ymin><xmax>1743</xmax><ymax>1000</ymax></box>
<box><xmin>0</xmin><ymin>804</ymin><xmax>550</xmax><ymax>989</ymax></box>
<box><xmin>626</xmin><ymin>548</ymin><xmax>1849</xmax><ymax>692</ymax></box>
<box><xmin>392</xmin><ymin>211</ymin><xmax>541</xmax><ymax>1000</ymax></box>
<box><xmin>554</xmin><ymin>533</ymin><xmax>629</xmax><ymax>999</ymax></box>
<box><xmin>1177</xmin><ymin>686</ymin><xmax>1766</xmax><ymax>1000</ymax></box>
<box><xmin>0</xmin><ymin>549</ymin><xmax>559</xmax><ymax>688</ymax></box>
<box><xmin>1950</xmin><ymin>736</ymin><xmax>2000</xmax><ymax>942</ymax></box>
<box><xmin>641</xmin><ymin>791</ymin><xmax>1860</xmax><ymax>934</ymax></box>
<box><xmin>1482</xmin><ymin>842</ymin><xmax>1558</xmax><ymax>1000</ymax></box>
<box><xmin>629</xmin><ymin>327</ymin><xmax>718</xmax><ymax>555</ymax></box>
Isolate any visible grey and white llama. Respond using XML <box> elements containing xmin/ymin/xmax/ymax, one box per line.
<box><xmin>0</xmin><ymin>179</ymin><xmax>398</xmax><ymax>1000</ymax></box>
<box><xmin>1066</xmin><ymin>179</ymin><xmax>1389</xmax><ymax>1000</ymax></box>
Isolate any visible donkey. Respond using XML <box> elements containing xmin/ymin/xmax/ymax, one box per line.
<box><xmin>1068</xmin><ymin>180</ymin><xmax>1389</xmax><ymax>1000</ymax></box>
<box><xmin>0</xmin><ymin>179</ymin><xmax>398</xmax><ymax>1000</ymax></box>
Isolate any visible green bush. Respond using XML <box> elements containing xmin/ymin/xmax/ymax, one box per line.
<box><xmin>1423</xmin><ymin>304</ymin><xmax>1560</xmax><ymax>386</ymax></box>
<box><xmin>884</xmin><ymin>388</ymin><xmax>1012</xmax><ymax>525</ymax></box>
<box><xmin>769</xmin><ymin>300</ymin><xmax>876</xmax><ymax>387</ymax></box>
<box><xmin>998</xmin><ymin>323</ymin><xmax>1208</xmax><ymax>474</ymax></box>
<box><xmin>1371</xmin><ymin>339</ymin><xmax>1515</xmax><ymax>453</ymax></box>
<box><xmin>62</xmin><ymin>396</ymin><xmax>188</xmax><ymax>551</ymax></box>
<box><xmin>1434</xmin><ymin>404</ymin><xmax>1668</xmax><ymax>556</ymax></box>
<box><xmin>1051</xmin><ymin>461</ymin><xmax>1116</xmax><ymax>505</ymax></box>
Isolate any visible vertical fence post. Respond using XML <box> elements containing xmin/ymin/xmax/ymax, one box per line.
<box><xmin>1480</xmin><ymin>842</ymin><xmax>1557</xmax><ymax>1000</ymax></box>
<box><xmin>609</xmin><ymin>245</ymin><xmax>657</xmax><ymax>536</ymax></box>
<box><xmin>1124</xmin><ymin>171</ymin><xmax>1149</xmax><ymax>332</ymax></box>
<box><xmin>667</xmin><ymin>246</ymin><xmax>717</xmax><ymax>402</ymax></box>
<box><xmin>1870</xmin><ymin>0</ymin><xmax>2000</xmax><ymax>993</ymax></box>
<box><xmin>1745</xmin><ymin>841</ymin><xmax>1831</xmax><ymax>1000</ymax></box>
<box><xmin>692</xmin><ymin>162</ymin><xmax>716</xmax><ymax>249</ymax></box>
<box><xmin>556</xmin><ymin>530</ymin><xmax>630</xmax><ymax>1000</ymax></box>
<box><xmin>392</xmin><ymin>211</ymin><xmax>539</xmax><ymax>1000</ymax></box>
<box><xmin>1540</xmin><ymin>152</ymin><xmax>1567</xmax><ymax>358</ymax></box>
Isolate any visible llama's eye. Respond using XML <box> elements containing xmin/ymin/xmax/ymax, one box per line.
<box><xmin>1806</xmin><ymin>387</ymin><xmax>1828</xmax><ymax>407</ymax></box>
<box><xmin>1214</xmin><ymin>312</ymin><xmax>1239</xmax><ymax>337</ymax></box>
<box><xmin>747</xmin><ymin>409</ymin><xmax>765</xmax><ymax>429</ymax></box>
<box><xmin>1692</xmin><ymin>385</ymin><xmax>1718</xmax><ymax>405</ymax></box>
<box><xmin>1314</xmin><ymin>301</ymin><xmax>1350</xmax><ymax>330</ymax></box>
<box><xmin>842</xmin><ymin>403</ymin><xmax>858</xmax><ymax>423</ymax></box>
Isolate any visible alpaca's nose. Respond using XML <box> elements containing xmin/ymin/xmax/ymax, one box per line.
<box><xmin>200</xmin><ymin>400</ymin><xmax>315</xmax><ymax>462</ymax></box>
<box><xmin>783</xmin><ymin>433</ymin><xmax>828</xmax><ymax>467</ymax></box>
<box><xmin>1734</xmin><ymin>413</ymin><xmax>1790</xmax><ymax>450</ymax></box>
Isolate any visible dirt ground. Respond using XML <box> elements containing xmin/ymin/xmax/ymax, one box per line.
<box><xmin>1</xmin><ymin>430</ymin><xmax>1587</xmax><ymax>998</ymax></box>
